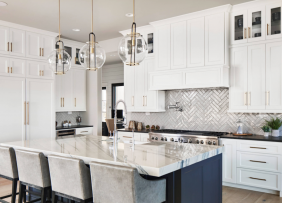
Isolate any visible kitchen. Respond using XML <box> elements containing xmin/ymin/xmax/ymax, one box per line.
<box><xmin>1</xmin><ymin>0</ymin><xmax>282</xmax><ymax>202</ymax></box>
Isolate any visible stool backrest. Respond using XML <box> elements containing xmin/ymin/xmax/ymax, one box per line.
<box><xmin>0</xmin><ymin>146</ymin><xmax>18</xmax><ymax>179</ymax></box>
<box><xmin>15</xmin><ymin>150</ymin><xmax>51</xmax><ymax>187</ymax></box>
<box><xmin>89</xmin><ymin>162</ymin><xmax>137</xmax><ymax>203</ymax></box>
<box><xmin>105</xmin><ymin>119</ymin><xmax>114</xmax><ymax>133</ymax></box>
<box><xmin>48</xmin><ymin>155</ymin><xmax>92</xmax><ymax>200</ymax></box>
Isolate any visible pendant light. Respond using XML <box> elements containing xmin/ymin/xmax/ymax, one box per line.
<box><xmin>48</xmin><ymin>0</ymin><xmax>72</xmax><ymax>75</ymax></box>
<box><xmin>79</xmin><ymin>0</ymin><xmax>106</xmax><ymax>71</ymax></box>
<box><xmin>118</xmin><ymin>0</ymin><xmax>147</xmax><ymax>66</ymax></box>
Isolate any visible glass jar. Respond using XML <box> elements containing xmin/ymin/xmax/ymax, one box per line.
<box><xmin>236</xmin><ymin>119</ymin><xmax>244</xmax><ymax>134</ymax></box>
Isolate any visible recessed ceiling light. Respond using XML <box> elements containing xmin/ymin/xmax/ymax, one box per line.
<box><xmin>72</xmin><ymin>29</ymin><xmax>80</xmax><ymax>32</ymax></box>
<box><xmin>0</xmin><ymin>2</ymin><xmax>8</xmax><ymax>6</ymax></box>
<box><xmin>125</xmin><ymin>13</ymin><xmax>133</xmax><ymax>17</ymax></box>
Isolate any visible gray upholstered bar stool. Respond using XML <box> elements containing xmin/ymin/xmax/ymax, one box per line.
<box><xmin>0</xmin><ymin>146</ymin><xmax>19</xmax><ymax>203</ymax></box>
<box><xmin>15</xmin><ymin>149</ymin><xmax>52</xmax><ymax>203</ymax></box>
<box><xmin>48</xmin><ymin>155</ymin><xmax>93</xmax><ymax>203</ymax></box>
<box><xmin>89</xmin><ymin>162</ymin><xmax>166</xmax><ymax>203</ymax></box>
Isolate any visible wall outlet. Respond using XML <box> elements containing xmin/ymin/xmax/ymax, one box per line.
<box><xmin>145</xmin><ymin>112</ymin><xmax>150</xmax><ymax>116</ymax></box>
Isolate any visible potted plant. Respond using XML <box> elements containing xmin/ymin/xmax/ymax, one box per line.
<box><xmin>265</xmin><ymin>117</ymin><xmax>282</xmax><ymax>137</ymax></box>
<box><xmin>145</xmin><ymin>125</ymin><xmax>150</xmax><ymax>131</ymax></box>
<box><xmin>261</xmin><ymin>125</ymin><xmax>270</xmax><ymax>137</ymax></box>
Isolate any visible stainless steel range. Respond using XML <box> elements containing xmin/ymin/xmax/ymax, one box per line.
<box><xmin>149</xmin><ymin>129</ymin><xmax>227</xmax><ymax>146</ymax></box>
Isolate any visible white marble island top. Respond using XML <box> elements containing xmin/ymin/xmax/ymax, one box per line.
<box><xmin>0</xmin><ymin>136</ymin><xmax>223</xmax><ymax>177</ymax></box>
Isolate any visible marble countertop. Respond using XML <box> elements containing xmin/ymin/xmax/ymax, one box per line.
<box><xmin>0</xmin><ymin>136</ymin><xmax>223</xmax><ymax>177</ymax></box>
<box><xmin>56</xmin><ymin>125</ymin><xmax>93</xmax><ymax>131</ymax></box>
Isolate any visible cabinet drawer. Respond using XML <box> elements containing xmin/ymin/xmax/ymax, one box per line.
<box><xmin>75</xmin><ymin>127</ymin><xmax>93</xmax><ymax>135</ymax></box>
<box><xmin>237</xmin><ymin>151</ymin><xmax>281</xmax><ymax>173</ymax></box>
<box><xmin>237</xmin><ymin>168</ymin><xmax>280</xmax><ymax>190</ymax></box>
<box><xmin>119</xmin><ymin>132</ymin><xmax>141</xmax><ymax>141</ymax></box>
<box><xmin>237</xmin><ymin>140</ymin><xmax>282</xmax><ymax>155</ymax></box>
<box><xmin>140</xmin><ymin>133</ymin><xmax>150</xmax><ymax>142</ymax></box>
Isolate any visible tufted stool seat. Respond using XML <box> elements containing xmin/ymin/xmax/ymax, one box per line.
<box><xmin>89</xmin><ymin>162</ymin><xmax>166</xmax><ymax>203</ymax></box>
<box><xmin>0</xmin><ymin>146</ymin><xmax>19</xmax><ymax>203</ymax></box>
<box><xmin>15</xmin><ymin>149</ymin><xmax>52</xmax><ymax>203</ymax></box>
<box><xmin>48</xmin><ymin>155</ymin><xmax>93</xmax><ymax>203</ymax></box>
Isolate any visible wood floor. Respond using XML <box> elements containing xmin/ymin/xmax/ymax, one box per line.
<box><xmin>1</xmin><ymin>177</ymin><xmax>282</xmax><ymax>202</ymax></box>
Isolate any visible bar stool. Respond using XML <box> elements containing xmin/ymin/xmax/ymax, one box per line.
<box><xmin>15</xmin><ymin>149</ymin><xmax>52</xmax><ymax>203</ymax></box>
<box><xmin>48</xmin><ymin>155</ymin><xmax>93</xmax><ymax>203</ymax></box>
<box><xmin>0</xmin><ymin>146</ymin><xmax>19</xmax><ymax>203</ymax></box>
<box><xmin>89</xmin><ymin>162</ymin><xmax>166</xmax><ymax>203</ymax></box>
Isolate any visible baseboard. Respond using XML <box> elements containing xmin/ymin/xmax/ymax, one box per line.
<box><xmin>223</xmin><ymin>182</ymin><xmax>280</xmax><ymax>196</ymax></box>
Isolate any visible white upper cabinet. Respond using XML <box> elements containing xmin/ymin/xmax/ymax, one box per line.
<box><xmin>247</xmin><ymin>6</ymin><xmax>266</xmax><ymax>43</ymax></box>
<box><xmin>155</xmin><ymin>25</ymin><xmax>171</xmax><ymax>71</ymax></box>
<box><xmin>0</xmin><ymin>56</ymin><xmax>9</xmax><ymax>76</ymax></box>
<box><xmin>72</xmin><ymin>69</ymin><xmax>86</xmax><ymax>111</ymax></box>
<box><xmin>40</xmin><ymin>35</ymin><xmax>55</xmax><ymax>60</ymax></box>
<box><xmin>0</xmin><ymin>26</ymin><xmax>9</xmax><ymax>55</ymax></box>
<box><xmin>26</xmin><ymin>61</ymin><xmax>54</xmax><ymax>80</ymax></box>
<box><xmin>231</xmin><ymin>10</ymin><xmax>248</xmax><ymax>45</ymax></box>
<box><xmin>124</xmin><ymin>65</ymin><xmax>135</xmax><ymax>111</ymax></box>
<box><xmin>229</xmin><ymin>47</ymin><xmax>248</xmax><ymax>111</ymax></box>
<box><xmin>205</xmin><ymin>13</ymin><xmax>225</xmax><ymax>66</ymax></box>
<box><xmin>26</xmin><ymin>32</ymin><xmax>41</xmax><ymax>59</ymax></box>
<box><xmin>171</xmin><ymin>21</ymin><xmax>187</xmax><ymax>70</ymax></box>
<box><xmin>9</xmin><ymin>58</ymin><xmax>26</xmax><ymax>78</ymax></box>
<box><xmin>266</xmin><ymin>2</ymin><xmax>282</xmax><ymax>40</ymax></box>
<box><xmin>9</xmin><ymin>28</ymin><xmax>25</xmax><ymax>57</ymax></box>
<box><xmin>134</xmin><ymin>63</ymin><xmax>146</xmax><ymax>109</ymax></box>
<box><xmin>187</xmin><ymin>17</ymin><xmax>205</xmax><ymax>67</ymax></box>
<box><xmin>266</xmin><ymin>42</ymin><xmax>282</xmax><ymax>110</ymax></box>
<box><xmin>40</xmin><ymin>63</ymin><xmax>54</xmax><ymax>80</ymax></box>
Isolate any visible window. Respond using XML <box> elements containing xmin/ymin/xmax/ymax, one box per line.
<box><xmin>102</xmin><ymin>87</ymin><xmax>107</xmax><ymax>122</ymax></box>
<box><xmin>112</xmin><ymin>83</ymin><xmax>124</xmax><ymax>118</ymax></box>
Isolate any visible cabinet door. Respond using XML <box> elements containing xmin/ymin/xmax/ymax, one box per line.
<box><xmin>266</xmin><ymin>42</ymin><xmax>282</xmax><ymax>110</ymax></box>
<box><xmin>41</xmin><ymin>35</ymin><xmax>55</xmax><ymax>60</ymax></box>
<box><xmin>124</xmin><ymin>65</ymin><xmax>135</xmax><ymax>111</ymax></box>
<box><xmin>0</xmin><ymin>77</ymin><xmax>25</xmax><ymax>142</ymax></box>
<box><xmin>221</xmin><ymin>139</ymin><xmax>237</xmax><ymax>183</ymax></box>
<box><xmin>155</xmin><ymin>25</ymin><xmax>171</xmax><ymax>71</ymax></box>
<box><xmin>171</xmin><ymin>21</ymin><xmax>186</xmax><ymax>70</ymax></box>
<box><xmin>73</xmin><ymin>69</ymin><xmax>86</xmax><ymax>111</ymax></box>
<box><xmin>26</xmin><ymin>79</ymin><xmax>54</xmax><ymax>140</ymax></box>
<box><xmin>26</xmin><ymin>60</ymin><xmax>41</xmax><ymax>79</ymax></box>
<box><xmin>61</xmin><ymin>71</ymin><xmax>73</xmax><ymax>110</ymax></box>
<box><xmin>9</xmin><ymin>58</ymin><xmax>25</xmax><ymax>78</ymax></box>
<box><xmin>0</xmin><ymin>56</ymin><xmax>10</xmax><ymax>76</ymax></box>
<box><xmin>266</xmin><ymin>2</ymin><xmax>282</xmax><ymax>40</ymax></box>
<box><xmin>248</xmin><ymin>44</ymin><xmax>266</xmax><ymax>110</ymax></box>
<box><xmin>26</xmin><ymin>32</ymin><xmax>41</xmax><ymax>59</ymax></box>
<box><xmin>247</xmin><ymin>6</ymin><xmax>266</xmax><ymax>42</ymax></box>
<box><xmin>144</xmin><ymin>58</ymin><xmax>157</xmax><ymax>110</ymax></box>
<box><xmin>55</xmin><ymin>75</ymin><xmax>63</xmax><ymax>111</ymax></box>
<box><xmin>230</xmin><ymin>47</ymin><xmax>248</xmax><ymax>111</ymax></box>
<box><xmin>134</xmin><ymin>63</ymin><xmax>145</xmax><ymax>110</ymax></box>
<box><xmin>0</xmin><ymin>26</ymin><xmax>9</xmax><ymax>55</ymax></box>
<box><xmin>40</xmin><ymin>63</ymin><xmax>54</xmax><ymax>80</ymax></box>
<box><xmin>205</xmin><ymin>13</ymin><xmax>225</xmax><ymax>65</ymax></box>
<box><xmin>9</xmin><ymin>28</ymin><xmax>25</xmax><ymax>57</ymax></box>
<box><xmin>187</xmin><ymin>17</ymin><xmax>205</xmax><ymax>67</ymax></box>
<box><xmin>231</xmin><ymin>10</ymin><xmax>248</xmax><ymax>45</ymax></box>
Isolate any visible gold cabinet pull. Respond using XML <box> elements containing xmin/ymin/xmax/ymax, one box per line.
<box><xmin>244</xmin><ymin>28</ymin><xmax>247</xmax><ymax>39</ymax></box>
<box><xmin>123</xmin><ymin>136</ymin><xmax>133</xmax><ymax>138</ymax></box>
<box><xmin>7</xmin><ymin>67</ymin><xmax>9</xmax><ymax>73</ymax></box>
<box><xmin>267</xmin><ymin>24</ymin><xmax>269</xmax><ymax>35</ymax></box>
<box><xmin>42</xmin><ymin>70</ymin><xmax>44</xmax><ymax>76</ymax></box>
<box><xmin>40</xmin><ymin>48</ymin><xmax>41</xmax><ymax>56</ymax></box>
<box><xmin>248</xmin><ymin>27</ymin><xmax>251</xmax><ymax>38</ymax></box>
<box><xmin>75</xmin><ymin>98</ymin><xmax>76</xmax><ymax>107</ymax></box>
<box><xmin>7</xmin><ymin>42</ymin><xmax>9</xmax><ymax>51</ymax></box>
<box><xmin>24</xmin><ymin>101</ymin><xmax>26</xmax><ymax>125</ymax></box>
<box><xmin>248</xmin><ymin>92</ymin><xmax>251</xmax><ymax>105</ymax></box>
<box><xmin>132</xmin><ymin>96</ymin><xmax>134</xmax><ymax>106</ymax></box>
<box><xmin>81</xmin><ymin>131</ymin><xmax>88</xmax><ymax>133</ymax></box>
<box><xmin>42</xmin><ymin>48</ymin><xmax>44</xmax><ymax>56</ymax></box>
<box><xmin>244</xmin><ymin>92</ymin><xmax>247</xmax><ymax>106</ymax></box>
<box><xmin>250</xmin><ymin>160</ymin><xmax>266</xmax><ymax>163</ymax></box>
<box><xmin>266</xmin><ymin>91</ymin><xmax>270</xmax><ymax>106</ymax></box>
<box><xmin>40</xmin><ymin>70</ymin><xmax>42</xmax><ymax>76</ymax></box>
<box><xmin>249</xmin><ymin>177</ymin><xmax>266</xmax><ymax>181</ymax></box>
<box><xmin>27</xmin><ymin>102</ymin><xmax>29</xmax><ymax>125</ymax></box>
<box><xmin>11</xmin><ymin>67</ymin><xmax>12</xmax><ymax>73</ymax></box>
<box><xmin>11</xmin><ymin>42</ymin><xmax>12</xmax><ymax>52</ymax></box>
<box><xmin>250</xmin><ymin>147</ymin><xmax>267</xmax><ymax>149</ymax></box>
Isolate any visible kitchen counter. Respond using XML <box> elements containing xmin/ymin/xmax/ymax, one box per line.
<box><xmin>0</xmin><ymin>135</ymin><xmax>222</xmax><ymax>177</ymax></box>
<box><xmin>221</xmin><ymin>133</ymin><xmax>282</xmax><ymax>142</ymax></box>
<box><xmin>56</xmin><ymin>125</ymin><xmax>93</xmax><ymax>130</ymax></box>
<box><xmin>118</xmin><ymin>128</ymin><xmax>153</xmax><ymax>133</ymax></box>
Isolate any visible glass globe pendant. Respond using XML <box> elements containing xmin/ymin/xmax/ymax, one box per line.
<box><xmin>48</xmin><ymin>0</ymin><xmax>72</xmax><ymax>75</ymax></box>
<box><xmin>79</xmin><ymin>0</ymin><xmax>106</xmax><ymax>71</ymax></box>
<box><xmin>118</xmin><ymin>0</ymin><xmax>148</xmax><ymax>66</ymax></box>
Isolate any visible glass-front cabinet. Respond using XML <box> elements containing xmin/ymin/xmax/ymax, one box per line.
<box><xmin>266</xmin><ymin>2</ymin><xmax>282</xmax><ymax>40</ymax></box>
<box><xmin>248</xmin><ymin>6</ymin><xmax>265</xmax><ymax>42</ymax></box>
<box><xmin>231</xmin><ymin>11</ymin><xmax>248</xmax><ymax>44</ymax></box>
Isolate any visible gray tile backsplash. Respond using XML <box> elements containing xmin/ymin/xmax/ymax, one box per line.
<box><xmin>130</xmin><ymin>89</ymin><xmax>282</xmax><ymax>135</ymax></box>
<box><xmin>56</xmin><ymin>112</ymin><xmax>81</xmax><ymax>126</ymax></box>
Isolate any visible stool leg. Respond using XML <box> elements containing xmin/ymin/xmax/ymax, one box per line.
<box><xmin>11</xmin><ymin>179</ymin><xmax>17</xmax><ymax>203</ymax></box>
<box><xmin>52</xmin><ymin>191</ymin><xmax>57</xmax><ymax>203</ymax></box>
<box><xmin>23</xmin><ymin>185</ymin><xmax>26</xmax><ymax>203</ymax></box>
<box><xmin>41</xmin><ymin>188</ymin><xmax>47</xmax><ymax>203</ymax></box>
<box><xmin>28</xmin><ymin>186</ymin><xmax>31</xmax><ymax>202</ymax></box>
<box><xmin>18</xmin><ymin>182</ymin><xmax>23</xmax><ymax>203</ymax></box>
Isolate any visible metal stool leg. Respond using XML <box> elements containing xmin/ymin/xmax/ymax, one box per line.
<box><xmin>18</xmin><ymin>182</ymin><xmax>24</xmax><ymax>203</ymax></box>
<box><xmin>11</xmin><ymin>179</ymin><xmax>18</xmax><ymax>203</ymax></box>
<box><xmin>52</xmin><ymin>191</ymin><xmax>57</xmax><ymax>203</ymax></box>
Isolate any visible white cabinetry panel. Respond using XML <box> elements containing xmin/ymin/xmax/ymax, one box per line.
<box><xmin>26</xmin><ymin>60</ymin><xmax>41</xmax><ymax>78</ymax></box>
<box><xmin>187</xmin><ymin>17</ymin><xmax>205</xmax><ymax>67</ymax></box>
<box><xmin>9</xmin><ymin>58</ymin><xmax>25</xmax><ymax>78</ymax></box>
<box><xmin>134</xmin><ymin>63</ymin><xmax>145</xmax><ymax>109</ymax></box>
<box><xmin>9</xmin><ymin>28</ymin><xmax>25</xmax><ymax>57</ymax></box>
<box><xmin>247</xmin><ymin>6</ymin><xmax>266</xmax><ymax>43</ymax></box>
<box><xmin>0</xmin><ymin>26</ymin><xmax>9</xmax><ymax>55</ymax></box>
<box><xmin>26</xmin><ymin>32</ymin><xmax>41</xmax><ymax>59</ymax></box>
<box><xmin>171</xmin><ymin>21</ymin><xmax>186</xmax><ymax>70</ymax></box>
<box><xmin>40</xmin><ymin>63</ymin><xmax>54</xmax><ymax>80</ymax></box>
<box><xmin>124</xmin><ymin>65</ymin><xmax>135</xmax><ymax>111</ymax></box>
<box><xmin>222</xmin><ymin>139</ymin><xmax>237</xmax><ymax>183</ymax></box>
<box><xmin>73</xmin><ymin>69</ymin><xmax>86</xmax><ymax>111</ymax></box>
<box><xmin>205</xmin><ymin>13</ymin><xmax>225</xmax><ymax>66</ymax></box>
<box><xmin>0</xmin><ymin>56</ymin><xmax>9</xmax><ymax>76</ymax></box>
<box><xmin>41</xmin><ymin>35</ymin><xmax>54</xmax><ymax>59</ymax></box>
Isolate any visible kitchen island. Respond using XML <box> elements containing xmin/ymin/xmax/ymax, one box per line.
<box><xmin>0</xmin><ymin>136</ymin><xmax>223</xmax><ymax>203</ymax></box>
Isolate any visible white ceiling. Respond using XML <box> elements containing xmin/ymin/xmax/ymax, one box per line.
<box><xmin>0</xmin><ymin>0</ymin><xmax>252</xmax><ymax>43</ymax></box>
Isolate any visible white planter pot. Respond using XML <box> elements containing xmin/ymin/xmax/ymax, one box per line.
<box><xmin>264</xmin><ymin>132</ymin><xmax>270</xmax><ymax>137</ymax></box>
<box><xmin>272</xmin><ymin>130</ymin><xmax>280</xmax><ymax>137</ymax></box>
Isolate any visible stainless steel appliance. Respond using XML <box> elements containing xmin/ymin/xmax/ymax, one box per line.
<box><xmin>56</xmin><ymin>129</ymin><xmax>75</xmax><ymax>139</ymax></box>
<box><xmin>149</xmin><ymin>129</ymin><xmax>227</xmax><ymax>146</ymax></box>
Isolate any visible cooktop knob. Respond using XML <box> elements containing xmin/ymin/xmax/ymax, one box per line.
<box><xmin>170</xmin><ymin>138</ymin><xmax>174</xmax><ymax>142</ymax></box>
<box><xmin>164</xmin><ymin>137</ymin><xmax>167</xmax><ymax>141</ymax></box>
<box><xmin>200</xmin><ymin>140</ymin><xmax>204</xmax><ymax>144</ymax></box>
<box><xmin>155</xmin><ymin>137</ymin><xmax>158</xmax><ymax>141</ymax></box>
<box><xmin>213</xmin><ymin>141</ymin><xmax>217</xmax><ymax>145</ymax></box>
<box><xmin>179</xmin><ymin>138</ymin><xmax>184</xmax><ymax>143</ymax></box>
<box><xmin>188</xmin><ymin>139</ymin><xmax>192</xmax><ymax>143</ymax></box>
<box><xmin>196</xmin><ymin>140</ymin><xmax>200</xmax><ymax>144</ymax></box>
<box><xmin>151</xmin><ymin>137</ymin><xmax>155</xmax><ymax>140</ymax></box>
<box><xmin>208</xmin><ymin>141</ymin><xmax>212</xmax><ymax>145</ymax></box>
<box><xmin>161</xmin><ymin>137</ymin><xmax>164</xmax><ymax>141</ymax></box>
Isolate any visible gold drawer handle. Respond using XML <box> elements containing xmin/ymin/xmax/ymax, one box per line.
<box><xmin>7</xmin><ymin>42</ymin><xmax>9</xmax><ymax>51</ymax></box>
<box><xmin>80</xmin><ymin>131</ymin><xmax>88</xmax><ymax>133</ymax></box>
<box><xmin>250</xmin><ymin>160</ymin><xmax>266</xmax><ymax>163</ymax></box>
<box><xmin>250</xmin><ymin>147</ymin><xmax>267</xmax><ymax>149</ymax></box>
<box><xmin>249</xmin><ymin>177</ymin><xmax>266</xmax><ymax>181</ymax></box>
<box><xmin>123</xmin><ymin>136</ymin><xmax>133</xmax><ymax>138</ymax></box>
<box><xmin>8</xmin><ymin>67</ymin><xmax>9</xmax><ymax>73</ymax></box>
<box><xmin>40</xmin><ymin>48</ymin><xmax>41</xmax><ymax>56</ymax></box>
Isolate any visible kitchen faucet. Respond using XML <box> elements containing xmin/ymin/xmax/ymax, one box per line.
<box><xmin>113</xmin><ymin>100</ymin><xmax>128</xmax><ymax>143</ymax></box>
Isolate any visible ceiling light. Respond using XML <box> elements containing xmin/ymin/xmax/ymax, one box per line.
<box><xmin>125</xmin><ymin>13</ymin><xmax>133</xmax><ymax>17</ymax></box>
<box><xmin>0</xmin><ymin>2</ymin><xmax>8</xmax><ymax>6</ymax></box>
<box><xmin>72</xmin><ymin>29</ymin><xmax>80</xmax><ymax>32</ymax></box>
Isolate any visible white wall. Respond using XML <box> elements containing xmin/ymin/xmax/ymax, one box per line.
<box><xmin>102</xmin><ymin>63</ymin><xmax>124</xmax><ymax>119</ymax></box>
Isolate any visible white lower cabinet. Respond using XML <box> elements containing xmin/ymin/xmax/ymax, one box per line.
<box><xmin>118</xmin><ymin>132</ymin><xmax>149</xmax><ymax>142</ymax></box>
<box><xmin>76</xmin><ymin>127</ymin><xmax>93</xmax><ymax>136</ymax></box>
<box><xmin>221</xmin><ymin>138</ymin><xmax>282</xmax><ymax>193</ymax></box>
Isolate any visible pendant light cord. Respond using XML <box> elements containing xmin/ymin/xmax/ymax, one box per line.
<box><xmin>58</xmin><ymin>0</ymin><xmax>61</xmax><ymax>40</ymax></box>
<box><xmin>133</xmin><ymin>0</ymin><xmax>135</xmax><ymax>23</ymax></box>
<box><xmin>91</xmin><ymin>0</ymin><xmax>93</xmax><ymax>32</ymax></box>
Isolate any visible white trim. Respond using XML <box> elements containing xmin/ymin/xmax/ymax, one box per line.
<box><xmin>231</xmin><ymin>0</ymin><xmax>281</xmax><ymax>12</ymax></box>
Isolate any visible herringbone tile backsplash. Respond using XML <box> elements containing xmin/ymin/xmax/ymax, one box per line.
<box><xmin>130</xmin><ymin>89</ymin><xmax>282</xmax><ymax>135</ymax></box>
